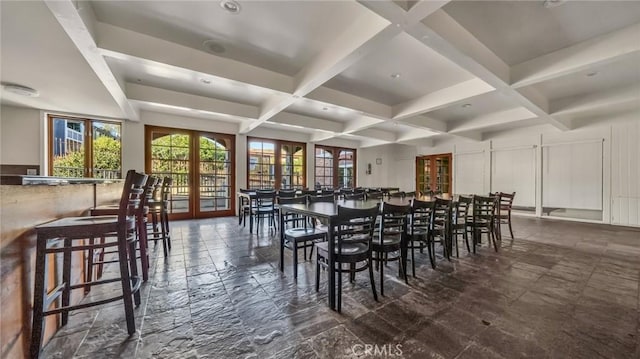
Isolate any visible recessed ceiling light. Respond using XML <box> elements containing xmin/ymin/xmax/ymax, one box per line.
<box><xmin>201</xmin><ymin>78</ymin><xmax>212</xmax><ymax>84</ymax></box>
<box><xmin>202</xmin><ymin>39</ymin><xmax>226</xmax><ymax>54</ymax></box>
<box><xmin>586</xmin><ymin>71</ymin><xmax>599</xmax><ymax>77</ymax></box>
<box><xmin>390</xmin><ymin>73</ymin><xmax>401</xmax><ymax>79</ymax></box>
<box><xmin>462</xmin><ymin>103</ymin><xmax>472</xmax><ymax>108</ymax></box>
<box><xmin>220</xmin><ymin>0</ymin><xmax>241</xmax><ymax>14</ymax></box>
<box><xmin>543</xmin><ymin>0</ymin><xmax>566</xmax><ymax>8</ymax></box>
<box><xmin>1</xmin><ymin>83</ymin><xmax>39</xmax><ymax>97</ymax></box>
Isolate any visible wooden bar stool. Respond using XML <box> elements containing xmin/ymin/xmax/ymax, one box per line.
<box><xmin>147</xmin><ymin>177</ymin><xmax>172</xmax><ymax>256</ymax></box>
<box><xmin>89</xmin><ymin>175</ymin><xmax>159</xmax><ymax>283</ymax></box>
<box><xmin>30</xmin><ymin>170</ymin><xmax>146</xmax><ymax>358</ymax></box>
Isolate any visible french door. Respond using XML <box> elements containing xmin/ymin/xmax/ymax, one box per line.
<box><xmin>416</xmin><ymin>153</ymin><xmax>452</xmax><ymax>196</ymax></box>
<box><xmin>145</xmin><ymin>126</ymin><xmax>235</xmax><ymax>219</ymax></box>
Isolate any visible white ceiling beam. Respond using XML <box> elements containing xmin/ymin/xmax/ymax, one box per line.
<box><xmin>310</xmin><ymin>131</ymin><xmax>339</xmax><ymax>143</ymax></box>
<box><xmin>351</xmin><ymin>128</ymin><xmax>398</xmax><ymax>142</ymax></box>
<box><xmin>342</xmin><ymin>116</ymin><xmax>386</xmax><ymax>133</ymax></box>
<box><xmin>392</xmin><ymin>79</ymin><xmax>494</xmax><ymax>120</ymax></box>
<box><xmin>305</xmin><ymin>86</ymin><xmax>392</xmax><ymax>119</ymax></box>
<box><xmin>397</xmin><ymin>137</ymin><xmax>435</xmax><ymax>147</ymax></box>
<box><xmin>550</xmin><ymin>84</ymin><xmax>640</xmax><ymax>115</ymax></box>
<box><xmin>126</xmin><ymin>83</ymin><xmax>258</xmax><ymax>120</ymax></box>
<box><xmin>237</xmin><ymin>94</ymin><xmax>298</xmax><ymax>133</ymax></box>
<box><xmin>404</xmin><ymin>10</ymin><xmax>569</xmax><ymax>131</ymax></box>
<box><xmin>511</xmin><ymin>23</ymin><xmax>640</xmax><ymax>88</ymax></box>
<box><xmin>359</xmin><ymin>137</ymin><xmax>393</xmax><ymax>148</ymax></box>
<box><xmin>451</xmin><ymin>131</ymin><xmax>483</xmax><ymax>142</ymax></box>
<box><xmin>399</xmin><ymin>115</ymin><xmax>448</xmax><ymax>133</ymax></box>
<box><xmin>448</xmin><ymin>107</ymin><xmax>537</xmax><ymax>133</ymax></box>
<box><xmin>406</xmin><ymin>1</ymin><xmax>452</xmax><ymax>23</ymax></box>
<box><xmin>270</xmin><ymin>112</ymin><xmax>344</xmax><ymax>133</ymax></box>
<box><xmin>96</xmin><ymin>22</ymin><xmax>294</xmax><ymax>94</ymax></box>
<box><xmin>396</xmin><ymin>129</ymin><xmax>439</xmax><ymax>143</ymax></box>
<box><xmin>419</xmin><ymin>9</ymin><xmax>510</xmax><ymax>83</ymax></box>
<box><xmin>243</xmin><ymin>14</ymin><xmax>399</xmax><ymax>134</ymax></box>
<box><xmin>44</xmin><ymin>0</ymin><xmax>139</xmax><ymax>121</ymax></box>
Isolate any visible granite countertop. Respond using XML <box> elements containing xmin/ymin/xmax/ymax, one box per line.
<box><xmin>0</xmin><ymin>175</ymin><xmax>122</xmax><ymax>185</ymax></box>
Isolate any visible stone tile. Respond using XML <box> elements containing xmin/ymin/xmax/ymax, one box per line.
<box><xmin>41</xmin><ymin>216</ymin><xmax>640</xmax><ymax>358</ymax></box>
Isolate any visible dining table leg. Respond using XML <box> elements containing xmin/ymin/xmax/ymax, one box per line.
<box><xmin>327</xmin><ymin>218</ymin><xmax>336</xmax><ymax>310</ymax></box>
<box><xmin>279</xmin><ymin>209</ymin><xmax>285</xmax><ymax>272</ymax></box>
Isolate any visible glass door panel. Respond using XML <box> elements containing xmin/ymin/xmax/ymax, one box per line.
<box><xmin>338</xmin><ymin>150</ymin><xmax>354</xmax><ymax>188</ymax></box>
<box><xmin>280</xmin><ymin>144</ymin><xmax>305</xmax><ymax>189</ymax></box>
<box><xmin>198</xmin><ymin>135</ymin><xmax>232</xmax><ymax>215</ymax></box>
<box><xmin>315</xmin><ymin>148</ymin><xmax>334</xmax><ymax>189</ymax></box>
<box><xmin>435</xmin><ymin>155</ymin><xmax>450</xmax><ymax>194</ymax></box>
<box><xmin>150</xmin><ymin>131</ymin><xmax>191</xmax><ymax>215</ymax></box>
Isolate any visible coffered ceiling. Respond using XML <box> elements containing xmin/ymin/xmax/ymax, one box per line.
<box><xmin>2</xmin><ymin>0</ymin><xmax>639</xmax><ymax>147</ymax></box>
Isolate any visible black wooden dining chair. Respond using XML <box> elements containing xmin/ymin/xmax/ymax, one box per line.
<box><xmin>494</xmin><ymin>192</ymin><xmax>516</xmax><ymax>241</ymax></box>
<box><xmin>280</xmin><ymin>196</ymin><xmax>327</xmax><ymax>278</ymax></box>
<box><xmin>253</xmin><ymin>190</ymin><xmax>277</xmax><ymax>233</ymax></box>
<box><xmin>451</xmin><ymin>196</ymin><xmax>472</xmax><ymax>256</ymax></box>
<box><xmin>373</xmin><ymin>202</ymin><xmax>411</xmax><ymax>296</ymax></box>
<box><xmin>315</xmin><ymin>205</ymin><xmax>380</xmax><ymax>312</ymax></box>
<box><xmin>430</xmin><ymin>197</ymin><xmax>453</xmax><ymax>263</ymax></box>
<box><xmin>408</xmin><ymin>199</ymin><xmax>435</xmax><ymax>274</ymax></box>
<box><xmin>467</xmin><ymin>195</ymin><xmax>498</xmax><ymax>252</ymax></box>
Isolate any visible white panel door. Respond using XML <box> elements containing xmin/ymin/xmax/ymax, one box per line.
<box><xmin>611</xmin><ymin>121</ymin><xmax>640</xmax><ymax>226</ymax></box>
<box><xmin>542</xmin><ymin>141</ymin><xmax>603</xmax><ymax>210</ymax></box>
<box><xmin>491</xmin><ymin>148</ymin><xmax>536</xmax><ymax>207</ymax></box>
<box><xmin>455</xmin><ymin>152</ymin><xmax>484</xmax><ymax>195</ymax></box>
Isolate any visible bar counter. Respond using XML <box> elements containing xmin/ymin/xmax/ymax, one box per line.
<box><xmin>0</xmin><ymin>177</ymin><xmax>123</xmax><ymax>358</ymax></box>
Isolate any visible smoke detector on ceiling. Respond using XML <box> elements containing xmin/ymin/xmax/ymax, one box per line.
<box><xmin>203</xmin><ymin>39</ymin><xmax>226</xmax><ymax>54</ymax></box>
<box><xmin>220</xmin><ymin>0</ymin><xmax>241</xmax><ymax>14</ymax></box>
<box><xmin>1</xmin><ymin>83</ymin><xmax>39</xmax><ymax>97</ymax></box>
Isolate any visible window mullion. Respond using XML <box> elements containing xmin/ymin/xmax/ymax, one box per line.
<box><xmin>85</xmin><ymin>119</ymin><xmax>92</xmax><ymax>178</ymax></box>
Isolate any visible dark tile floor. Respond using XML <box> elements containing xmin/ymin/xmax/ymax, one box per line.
<box><xmin>42</xmin><ymin>217</ymin><xmax>640</xmax><ymax>358</ymax></box>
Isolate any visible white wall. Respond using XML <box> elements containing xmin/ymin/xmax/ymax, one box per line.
<box><xmin>357</xmin><ymin>144</ymin><xmax>416</xmax><ymax>191</ymax></box>
<box><xmin>0</xmin><ymin>105</ymin><xmax>42</xmax><ymax>167</ymax></box>
<box><xmin>408</xmin><ymin>116</ymin><xmax>640</xmax><ymax>227</ymax></box>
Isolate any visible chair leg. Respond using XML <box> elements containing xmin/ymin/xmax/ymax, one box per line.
<box><xmin>315</xmin><ymin>253</ymin><xmax>321</xmax><ymax>292</ymax></box>
<box><xmin>508</xmin><ymin>214</ymin><xmax>514</xmax><ymax>239</ymax></box>
<box><xmin>138</xmin><ymin>216</ymin><xmax>149</xmax><ymax>281</ymax></box>
<box><xmin>97</xmin><ymin>236</ymin><xmax>106</xmax><ymax>279</ymax></box>
<box><xmin>427</xmin><ymin>237</ymin><xmax>436</xmax><ymax>269</ymax></box>
<box><xmin>163</xmin><ymin>210</ymin><xmax>171</xmax><ymax>250</ymax></box>
<box><xmin>30</xmin><ymin>236</ymin><xmax>47</xmax><ymax>359</ymax></box>
<box><xmin>61</xmin><ymin>238</ymin><xmax>72</xmax><ymax>326</ymax></box>
<box><xmin>350</xmin><ymin>263</ymin><xmax>356</xmax><ymax>282</ymax></box>
<box><xmin>85</xmin><ymin>237</ymin><xmax>95</xmax><ymax>294</ymax></box>
<box><xmin>117</xmin><ymin>231</ymin><xmax>136</xmax><ymax>335</ymax></box>
<box><xmin>293</xmin><ymin>241</ymin><xmax>298</xmax><ymax>279</ymax></box>
<box><xmin>368</xmin><ymin>256</ymin><xmax>378</xmax><ymax>302</ymax></box>
<box><xmin>463</xmin><ymin>228</ymin><xmax>470</xmax><ymax>253</ymax></box>
<box><xmin>337</xmin><ymin>263</ymin><xmax>342</xmax><ymax>313</ymax></box>
<box><xmin>127</xmin><ymin>234</ymin><xmax>141</xmax><ymax>306</ymax></box>
<box><xmin>411</xmin><ymin>245</ymin><xmax>416</xmax><ymax>277</ymax></box>
<box><xmin>379</xmin><ymin>252</ymin><xmax>385</xmax><ymax>296</ymax></box>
